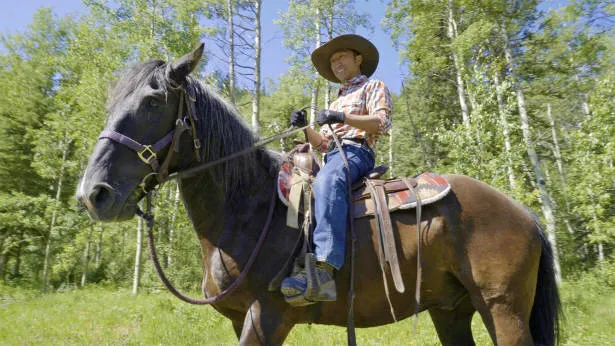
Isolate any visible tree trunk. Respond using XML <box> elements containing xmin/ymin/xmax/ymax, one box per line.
<box><xmin>167</xmin><ymin>184</ymin><xmax>181</xmax><ymax>267</ymax></box>
<box><xmin>310</xmin><ymin>8</ymin><xmax>321</xmax><ymax>125</ymax></box>
<box><xmin>388</xmin><ymin>130</ymin><xmax>394</xmax><ymax>178</ymax></box>
<box><xmin>251</xmin><ymin>0</ymin><xmax>262</xmax><ymax>134</ymax></box>
<box><xmin>227</xmin><ymin>0</ymin><xmax>236</xmax><ymax>105</ymax></box>
<box><xmin>132</xmin><ymin>215</ymin><xmax>144</xmax><ymax>295</ymax></box>
<box><xmin>402</xmin><ymin>82</ymin><xmax>427</xmax><ymax>167</ymax></box>
<box><xmin>447</xmin><ymin>0</ymin><xmax>470</xmax><ymax>127</ymax></box>
<box><xmin>547</xmin><ymin>104</ymin><xmax>566</xmax><ymax>186</ymax></box>
<box><xmin>0</xmin><ymin>237</ymin><xmax>5</xmax><ymax>281</ymax></box>
<box><xmin>42</xmin><ymin>139</ymin><xmax>69</xmax><ymax>292</ymax></box>
<box><xmin>81</xmin><ymin>223</ymin><xmax>94</xmax><ymax>287</ymax></box>
<box><xmin>501</xmin><ymin>21</ymin><xmax>561</xmax><ymax>283</ymax></box>
<box><xmin>493</xmin><ymin>71</ymin><xmax>517</xmax><ymax>189</ymax></box>
<box><xmin>95</xmin><ymin>223</ymin><xmax>103</xmax><ymax>269</ymax></box>
<box><xmin>324</xmin><ymin>5</ymin><xmax>334</xmax><ymax>109</ymax></box>
<box><xmin>11</xmin><ymin>234</ymin><xmax>22</xmax><ymax>278</ymax></box>
<box><xmin>547</xmin><ymin>104</ymin><xmax>575</xmax><ymax>234</ymax></box>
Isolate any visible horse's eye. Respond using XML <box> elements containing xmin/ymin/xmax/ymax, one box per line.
<box><xmin>148</xmin><ymin>98</ymin><xmax>161</xmax><ymax>108</ymax></box>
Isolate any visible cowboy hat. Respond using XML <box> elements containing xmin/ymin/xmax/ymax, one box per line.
<box><xmin>311</xmin><ymin>34</ymin><xmax>379</xmax><ymax>83</ymax></box>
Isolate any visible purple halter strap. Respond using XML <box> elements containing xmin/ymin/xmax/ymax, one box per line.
<box><xmin>98</xmin><ymin>129</ymin><xmax>174</xmax><ymax>172</ymax></box>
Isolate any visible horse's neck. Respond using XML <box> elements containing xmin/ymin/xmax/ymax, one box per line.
<box><xmin>178</xmin><ymin>153</ymin><xmax>277</xmax><ymax>248</ymax></box>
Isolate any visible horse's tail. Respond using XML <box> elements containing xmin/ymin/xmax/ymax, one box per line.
<box><xmin>529</xmin><ymin>218</ymin><xmax>562</xmax><ymax>346</ymax></box>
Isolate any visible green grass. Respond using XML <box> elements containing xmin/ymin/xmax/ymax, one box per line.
<box><xmin>1</xmin><ymin>280</ymin><xmax>614</xmax><ymax>345</ymax></box>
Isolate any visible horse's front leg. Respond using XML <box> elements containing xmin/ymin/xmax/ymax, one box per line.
<box><xmin>238</xmin><ymin>297</ymin><xmax>295</xmax><ymax>345</ymax></box>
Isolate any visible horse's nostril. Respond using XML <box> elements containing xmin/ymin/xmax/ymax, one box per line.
<box><xmin>88</xmin><ymin>184</ymin><xmax>115</xmax><ymax>210</ymax></box>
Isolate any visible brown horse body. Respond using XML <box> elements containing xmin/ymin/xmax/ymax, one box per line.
<box><xmin>77</xmin><ymin>45</ymin><xmax>559</xmax><ymax>345</ymax></box>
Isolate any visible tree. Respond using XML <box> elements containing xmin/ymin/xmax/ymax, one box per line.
<box><xmin>277</xmin><ymin>0</ymin><xmax>372</xmax><ymax>123</ymax></box>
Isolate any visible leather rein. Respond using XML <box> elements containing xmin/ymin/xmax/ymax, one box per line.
<box><xmin>101</xmin><ymin>83</ymin><xmax>305</xmax><ymax>305</ymax></box>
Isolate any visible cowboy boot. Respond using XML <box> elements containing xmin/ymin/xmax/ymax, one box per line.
<box><xmin>281</xmin><ymin>255</ymin><xmax>336</xmax><ymax>303</ymax></box>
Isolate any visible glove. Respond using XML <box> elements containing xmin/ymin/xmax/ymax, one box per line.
<box><xmin>290</xmin><ymin>109</ymin><xmax>308</xmax><ymax>127</ymax></box>
<box><xmin>316</xmin><ymin>110</ymin><xmax>345</xmax><ymax>126</ymax></box>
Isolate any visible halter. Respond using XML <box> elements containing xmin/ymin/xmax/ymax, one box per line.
<box><xmin>98</xmin><ymin>84</ymin><xmax>201</xmax><ymax>188</ymax></box>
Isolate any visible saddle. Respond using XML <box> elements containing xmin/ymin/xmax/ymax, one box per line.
<box><xmin>277</xmin><ymin>144</ymin><xmax>450</xmax><ymax>220</ymax></box>
<box><xmin>272</xmin><ymin>144</ymin><xmax>450</xmax><ymax>297</ymax></box>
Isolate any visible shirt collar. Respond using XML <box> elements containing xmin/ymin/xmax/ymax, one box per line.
<box><xmin>339</xmin><ymin>74</ymin><xmax>368</xmax><ymax>95</ymax></box>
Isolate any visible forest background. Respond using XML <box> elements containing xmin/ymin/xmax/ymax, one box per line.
<box><xmin>0</xmin><ymin>0</ymin><xmax>614</xmax><ymax>343</ymax></box>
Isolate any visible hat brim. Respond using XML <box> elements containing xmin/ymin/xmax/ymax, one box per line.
<box><xmin>311</xmin><ymin>34</ymin><xmax>379</xmax><ymax>83</ymax></box>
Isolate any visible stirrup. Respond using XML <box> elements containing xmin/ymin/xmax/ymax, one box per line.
<box><xmin>283</xmin><ymin>253</ymin><xmax>336</xmax><ymax>306</ymax></box>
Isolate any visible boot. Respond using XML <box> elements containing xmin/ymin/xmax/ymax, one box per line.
<box><xmin>281</xmin><ymin>260</ymin><xmax>336</xmax><ymax>303</ymax></box>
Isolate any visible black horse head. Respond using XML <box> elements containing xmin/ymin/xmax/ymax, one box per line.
<box><xmin>76</xmin><ymin>44</ymin><xmax>206</xmax><ymax>221</ymax></box>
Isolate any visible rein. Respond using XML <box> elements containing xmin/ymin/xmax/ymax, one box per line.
<box><xmin>138</xmin><ymin>178</ymin><xmax>277</xmax><ymax>305</ymax></box>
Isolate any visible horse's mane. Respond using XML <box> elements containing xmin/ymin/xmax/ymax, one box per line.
<box><xmin>184</xmin><ymin>74</ymin><xmax>278</xmax><ymax>195</ymax></box>
<box><xmin>107</xmin><ymin>59</ymin><xmax>280</xmax><ymax>198</ymax></box>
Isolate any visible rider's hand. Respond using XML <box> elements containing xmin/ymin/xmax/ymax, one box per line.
<box><xmin>290</xmin><ymin>109</ymin><xmax>308</xmax><ymax>127</ymax></box>
<box><xmin>316</xmin><ymin>110</ymin><xmax>345</xmax><ymax>126</ymax></box>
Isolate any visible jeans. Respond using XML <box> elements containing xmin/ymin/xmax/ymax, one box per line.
<box><xmin>313</xmin><ymin>144</ymin><xmax>375</xmax><ymax>270</ymax></box>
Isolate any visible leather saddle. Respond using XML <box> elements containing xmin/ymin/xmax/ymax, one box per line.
<box><xmin>277</xmin><ymin>144</ymin><xmax>451</xmax><ymax>220</ymax></box>
<box><xmin>272</xmin><ymin>143</ymin><xmax>450</xmax><ymax>295</ymax></box>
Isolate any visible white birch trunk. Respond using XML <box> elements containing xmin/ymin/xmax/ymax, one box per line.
<box><xmin>227</xmin><ymin>0</ymin><xmax>236</xmax><ymax>105</ymax></box>
<box><xmin>167</xmin><ymin>184</ymin><xmax>180</xmax><ymax>267</ymax></box>
<box><xmin>0</xmin><ymin>237</ymin><xmax>5</xmax><ymax>279</ymax></box>
<box><xmin>251</xmin><ymin>0</ymin><xmax>262</xmax><ymax>134</ymax></box>
<box><xmin>501</xmin><ymin>21</ymin><xmax>561</xmax><ymax>283</ymax></box>
<box><xmin>388</xmin><ymin>130</ymin><xmax>393</xmax><ymax>178</ymax></box>
<box><xmin>81</xmin><ymin>223</ymin><xmax>94</xmax><ymax>287</ymax></box>
<box><xmin>547</xmin><ymin>104</ymin><xmax>566</xmax><ymax>186</ymax></box>
<box><xmin>95</xmin><ymin>223</ymin><xmax>103</xmax><ymax>269</ymax></box>
<box><xmin>447</xmin><ymin>0</ymin><xmax>470</xmax><ymax>127</ymax></box>
<box><xmin>324</xmin><ymin>6</ymin><xmax>334</xmax><ymax>109</ymax></box>
<box><xmin>401</xmin><ymin>81</ymin><xmax>428</xmax><ymax>167</ymax></box>
<box><xmin>132</xmin><ymin>215</ymin><xmax>144</xmax><ymax>295</ymax></box>
<box><xmin>42</xmin><ymin>139</ymin><xmax>69</xmax><ymax>292</ymax></box>
<box><xmin>547</xmin><ymin>104</ymin><xmax>574</xmax><ymax>234</ymax></box>
<box><xmin>310</xmin><ymin>8</ymin><xmax>321</xmax><ymax>125</ymax></box>
<box><xmin>494</xmin><ymin>72</ymin><xmax>517</xmax><ymax>189</ymax></box>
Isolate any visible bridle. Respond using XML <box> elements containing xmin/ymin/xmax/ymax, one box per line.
<box><xmin>99</xmin><ymin>83</ymin><xmax>201</xmax><ymax>190</ymax></box>
<box><xmin>95</xmin><ymin>76</ymin><xmax>306</xmax><ymax>305</ymax></box>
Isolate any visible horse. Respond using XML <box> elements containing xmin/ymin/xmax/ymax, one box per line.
<box><xmin>76</xmin><ymin>44</ymin><xmax>561</xmax><ymax>345</ymax></box>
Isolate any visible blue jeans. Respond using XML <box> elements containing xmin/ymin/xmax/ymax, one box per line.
<box><xmin>313</xmin><ymin>144</ymin><xmax>375</xmax><ymax>270</ymax></box>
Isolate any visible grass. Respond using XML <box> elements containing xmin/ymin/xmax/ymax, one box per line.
<box><xmin>1</xmin><ymin>280</ymin><xmax>614</xmax><ymax>345</ymax></box>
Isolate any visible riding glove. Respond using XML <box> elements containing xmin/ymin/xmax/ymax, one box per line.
<box><xmin>316</xmin><ymin>110</ymin><xmax>345</xmax><ymax>126</ymax></box>
<box><xmin>290</xmin><ymin>109</ymin><xmax>308</xmax><ymax>127</ymax></box>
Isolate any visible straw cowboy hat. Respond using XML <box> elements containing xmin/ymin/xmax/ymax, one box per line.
<box><xmin>311</xmin><ymin>34</ymin><xmax>379</xmax><ymax>83</ymax></box>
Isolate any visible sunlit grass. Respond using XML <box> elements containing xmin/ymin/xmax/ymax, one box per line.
<box><xmin>1</xmin><ymin>281</ymin><xmax>613</xmax><ymax>345</ymax></box>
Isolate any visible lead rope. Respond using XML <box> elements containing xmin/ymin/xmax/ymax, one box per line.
<box><xmin>137</xmin><ymin>177</ymin><xmax>278</xmax><ymax>305</ymax></box>
<box><xmin>326</xmin><ymin>125</ymin><xmax>357</xmax><ymax>346</ymax></box>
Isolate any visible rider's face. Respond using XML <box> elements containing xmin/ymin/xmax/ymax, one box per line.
<box><xmin>330</xmin><ymin>49</ymin><xmax>362</xmax><ymax>83</ymax></box>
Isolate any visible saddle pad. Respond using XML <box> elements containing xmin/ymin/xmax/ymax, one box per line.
<box><xmin>353</xmin><ymin>172</ymin><xmax>450</xmax><ymax>218</ymax></box>
<box><xmin>278</xmin><ymin>165</ymin><xmax>450</xmax><ymax>217</ymax></box>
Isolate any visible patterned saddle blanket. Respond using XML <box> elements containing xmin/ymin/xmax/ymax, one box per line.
<box><xmin>277</xmin><ymin>158</ymin><xmax>450</xmax><ymax>219</ymax></box>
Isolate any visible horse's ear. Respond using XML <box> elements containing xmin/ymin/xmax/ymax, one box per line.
<box><xmin>166</xmin><ymin>43</ymin><xmax>204</xmax><ymax>86</ymax></box>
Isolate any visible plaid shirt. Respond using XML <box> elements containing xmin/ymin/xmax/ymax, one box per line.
<box><xmin>317</xmin><ymin>74</ymin><xmax>392</xmax><ymax>153</ymax></box>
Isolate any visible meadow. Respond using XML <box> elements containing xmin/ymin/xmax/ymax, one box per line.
<box><xmin>1</xmin><ymin>271</ymin><xmax>614</xmax><ymax>345</ymax></box>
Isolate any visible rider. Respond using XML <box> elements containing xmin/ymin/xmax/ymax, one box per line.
<box><xmin>281</xmin><ymin>34</ymin><xmax>392</xmax><ymax>303</ymax></box>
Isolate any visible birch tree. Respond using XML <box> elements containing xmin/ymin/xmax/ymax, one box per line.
<box><xmin>499</xmin><ymin>19</ymin><xmax>561</xmax><ymax>282</ymax></box>
<box><xmin>277</xmin><ymin>0</ymin><xmax>372</xmax><ymax>124</ymax></box>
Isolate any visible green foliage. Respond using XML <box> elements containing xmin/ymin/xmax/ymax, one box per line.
<box><xmin>1</xmin><ymin>280</ymin><xmax>614</xmax><ymax>344</ymax></box>
<box><xmin>0</xmin><ymin>0</ymin><xmax>613</xmax><ymax>296</ymax></box>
